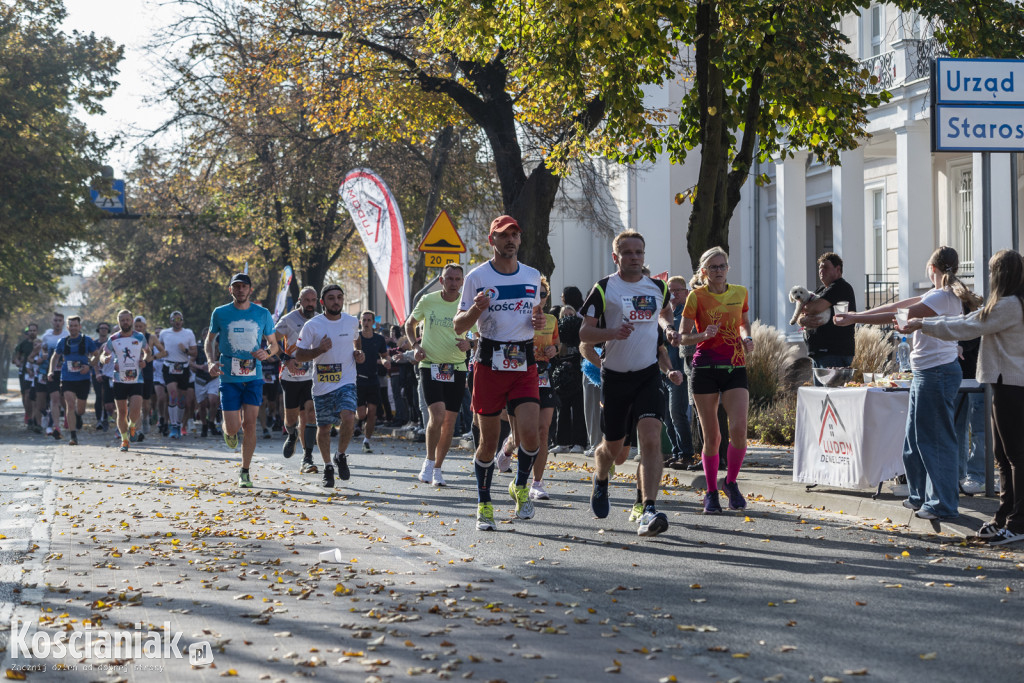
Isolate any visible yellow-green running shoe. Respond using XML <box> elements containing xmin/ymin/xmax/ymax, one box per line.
<box><xmin>508</xmin><ymin>481</ymin><xmax>535</xmax><ymax>520</ymax></box>
<box><xmin>476</xmin><ymin>502</ymin><xmax>496</xmax><ymax>531</ymax></box>
<box><xmin>223</xmin><ymin>430</ymin><xmax>239</xmax><ymax>451</ymax></box>
<box><xmin>628</xmin><ymin>501</ymin><xmax>644</xmax><ymax>523</ymax></box>
<box><xmin>238</xmin><ymin>471</ymin><xmax>252</xmax><ymax>488</ymax></box>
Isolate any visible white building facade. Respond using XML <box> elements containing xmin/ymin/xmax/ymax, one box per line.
<box><xmin>548</xmin><ymin>4</ymin><xmax>1023</xmax><ymax>337</ymax></box>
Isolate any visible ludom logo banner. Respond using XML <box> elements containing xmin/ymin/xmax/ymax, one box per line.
<box><xmin>339</xmin><ymin>169</ymin><xmax>410</xmax><ymax>324</ymax></box>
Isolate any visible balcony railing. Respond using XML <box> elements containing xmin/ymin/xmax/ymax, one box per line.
<box><xmin>860</xmin><ymin>38</ymin><xmax>949</xmax><ymax>95</ymax></box>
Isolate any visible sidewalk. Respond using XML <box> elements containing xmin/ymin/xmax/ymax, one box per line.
<box><xmin>379</xmin><ymin>423</ymin><xmax>998</xmax><ymax>540</ymax></box>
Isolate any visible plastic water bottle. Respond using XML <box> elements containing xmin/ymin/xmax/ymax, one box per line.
<box><xmin>897</xmin><ymin>336</ymin><xmax>911</xmax><ymax>373</ymax></box>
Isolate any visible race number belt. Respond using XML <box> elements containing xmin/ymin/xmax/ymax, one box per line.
<box><xmin>170</xmin><ymin>361</ymin><xmax>187</xmax><ymax>374</ymax></box>
<box><xmin>479</xmin><ymin>338</ymin><xmax>534</xmax><ymax>372</ymax></box>
<box><xmin>315</xmin><ymin>362</ymin><xmax>343</xmax><ymax>384</ymax></box>
<box><xmin>430</xmin><ymin>363</ymin><xmax>455</xmax><ymax>382</ymax></box>
<box><xmin>230</xmin><ymin>357</ymin><xmax>256</xmax><ymax>376</ymax></box>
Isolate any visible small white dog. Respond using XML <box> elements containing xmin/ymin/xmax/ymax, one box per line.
<box><xmin>788</xmin><ymin>285</ymin><xmax>831</xmax><ymax>326</ymax></box>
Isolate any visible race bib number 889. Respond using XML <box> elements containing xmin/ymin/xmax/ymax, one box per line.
<box><xmin>622</xmin><ymin>295</ymin><xmax>658</xmax><ymax>322</ymax></box>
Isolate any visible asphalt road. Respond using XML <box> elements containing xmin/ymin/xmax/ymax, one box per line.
<box><xmin>1</xmin><ymin>399</ymin><xmax>1022</xmax><ymax>682</ymax></box>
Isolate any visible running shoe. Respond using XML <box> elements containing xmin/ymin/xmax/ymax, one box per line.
<box><xmin>362</xmin><ymin>439</ymin><xmax>372</xmax><ymax>453</ymax></box>
<box><xmin>223</xmin><ymin>429</ymin><xmax>239</xmax><ymax>451</ymax></box>
<box><xmin>209</xmin><ymin>422</ymin><xmax>221</xmax><ymax>436</ymax></box>
<box><xmin>321</xmin><ymin>464</ymin><xmax>335</xmax><ymax>489</ymax></box>
<box><xmin>418</xmin><ymin>459</ymin><xmax>434</xmax><ymax>483</ymax></box>
<box><xmin>569</xmin><ymin>445</ymin><xmax>585</xmax><ymax>454</ymax></box>
<box><xmin>476</xmin><ymin>502</ymin><xmax>496</xmax><ymax>531</ymax></box>
<box><xmin>590</xmin><ymin>477</ymin><xmax>610</xmax><ymax>519</ymax></box>
<box><xmin>703</xmin><ymin>491</ymin><xmax>723</xmax><ymax>514</ymax></box>
<box><xmin>262</xmin><ymin>426</ymin><xmax>271</xmax><ymax>439</ymax></box>
<box><xmin>238</xmin><ymin>471</ymin><xmax>253</xmax><ymax>488</ymax></box>
<box><xmin>628</xmin><ymin>501</ymin><xmax>644</xmax><ymax>523</ymax></box>
<box><xmin>52</xmin><ymin>428</ymin><xmax>61</xmax><ymax>440</ymax></box>
<box><xmin>986</xmin><ymin>528</ymin><xmax>1024</xmax><ymax>545</ymax></box>
<box><xmin>637</xmin><ymin>509</ymin><xmax>669</xmax><ymax>537</ymax></box>
<box><xmin>496</xmin><ymin>449</ymin><xmax>513</xmax><ymax>473</ymax></box>
<box><xmin>529</xmin><ymin>481</ymin><xmax>549</xmax><ymax>500</ymax></box>
<box><xmin>509</xmin><ymin>481</ymin><xmax>535</xmax><ymax>519</ymax></box>
<box><xmin>300</xmin><ymin>454</ymin><xmax>318</xmax><ymax>474</ymax></box>
<box><xmin>169</xmin><ymin>425</ymin><xmax>180</xmax><ymax>439</ymax></box>
<box><xmin>68</xmin><ymin>435</ymin><xmax>78</xmax><ymax>446</ymax></box>
<box><xmin>136</xmin><ymin>432</ymin><xmax>144</xmax><ymax>443</ymax></box>
<box><xmin>201</xmin><ymin>422</ymin><xmax>209</xmax><ymax>438</ymax></box>
<box><xmin>119</xmin><ymin>439</ymin><xmax>129</xmax><ymax>452</ymax></box>
<box><xmin>548</xmin><ymin>445</ymin><xmax>568</xmax><ymax>454</ymax></box>
<box><xmin>129</xmin><ymin>426</ymin><xmax>138</xmax><ymax>443</ymax></box>
<box><xmin>282</xmin><ymin>430</ymin><xmax>298</xmax><ymax>459</ymax></box>
<box><xmin>722</xmin><ymin>480</ymin><xmax>747</xmax><ymax>511</ymax></box>
<box><xmin>432</xmin><ymin>469</ymin><xmax>446</xmax><ymax>487</ymax></box>
<box><xmin>333</xmin><ymin>453</ymin><xmax>350</xmax><ymax>481</ymax></box>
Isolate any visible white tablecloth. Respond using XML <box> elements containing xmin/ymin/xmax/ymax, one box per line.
<box><xmin>793</xmin><ymin>387</ymin><xmax>909</xmax><ymax>489</ymax></box>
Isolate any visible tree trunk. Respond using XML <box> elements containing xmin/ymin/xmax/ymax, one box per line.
<box><xmin>686</xmin><ymin>0</ymin><xmax>727</xmax><ymax>271</ymax></box>
<box><xmin>509</xmin><ymin>162</ymin><xmax>560</xmax><ymax>277</ymax></box>
<box><xmin>412</xmin><ymin>126</ymin><xmax>456</xmax><ymax>294</ymax></box>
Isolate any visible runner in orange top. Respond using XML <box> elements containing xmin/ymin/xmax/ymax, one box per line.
<box><xmin>679</xmin><ymin>246</ymin><xmax>755</xmax><ymax>515</ymax></box>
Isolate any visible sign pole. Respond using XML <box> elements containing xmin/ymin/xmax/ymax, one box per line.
<box><xmin>1013</xmin><ymin>154</ymin><xmax>1021</xmax><ymax>252</ymax></box>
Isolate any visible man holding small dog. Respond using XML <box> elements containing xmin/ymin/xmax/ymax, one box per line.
<box><xmin>799</xmin><ymin>252</ymin><xmax>857</xmax><ymax>383</ymax></box>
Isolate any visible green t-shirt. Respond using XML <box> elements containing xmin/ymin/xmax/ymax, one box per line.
<box><xmin>410</xmin><ymin>291</ymin><xmax>470</xmax><ymax>370</ymax></box>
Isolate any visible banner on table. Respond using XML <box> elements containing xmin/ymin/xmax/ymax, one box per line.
<box><xmin>339</xmin><ymin>168</ymin><xmax>410</xmax><ymax>324</ymax></box>
<box><xmin>272</xmin><ymin>265</ymin><xmax>294</xmax><ymax>322</ymax></box>
<box><xmin>794</xmin><ymin>387</ymin><xmax>908</xmax><ymax>489</ymax></box>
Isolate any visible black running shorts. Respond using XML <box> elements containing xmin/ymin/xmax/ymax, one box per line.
<box><xmin>600</xmin><ymin>364</ymin><xmax>662</xmax><ymax>443</ymax></box>
<box><xmin>420</xmin><ymin>367</ymin><xmax>467</xmax><ymax>413</ymax></box>
<box><xmin>281</xmin><ymin>380</ymin><xmax>313</xmax><ymax>410</ymax></box>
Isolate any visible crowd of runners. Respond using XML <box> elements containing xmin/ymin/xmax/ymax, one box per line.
<box><xmin>10</xmin><ymin>218</ymin><xmax>760</xmax><ymax>538</ymax></box>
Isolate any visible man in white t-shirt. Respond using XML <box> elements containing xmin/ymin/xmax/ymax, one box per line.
<box><xmin>39</xmin><ymin>311</ymin><xmax>69</xmax><ymax>438</ymax></box>
<box><xmin>275</xmin><ymin>286</ymin><xmax>319</xmax><ymax>472</ymax></box>
<box><xmin>294</xmin><ymin>284</ymin><xmax>365</xmax><ymax>488</ymax></box>
<box><xmin>454</xmin><ymin>215</ymin><xmax>546</xmax><ymax>531</ymax></box>
<box><xmin>579</xmin><ymin>231</ymin><xmax>682</xmax><ymax>538</ymax></box>
<box><xmin>158</xmin><ymin>311</ymin><xmax>198</xmax><ymax>438</ymax></box>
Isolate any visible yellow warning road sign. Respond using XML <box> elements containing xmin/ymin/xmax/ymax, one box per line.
<box><xmin>417</xmin><ymin>210</ymin><xmax>467</xmax><ymax>253</ymax></box>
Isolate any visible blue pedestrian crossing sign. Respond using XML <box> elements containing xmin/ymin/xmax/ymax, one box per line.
<box><xmin>91</xmin><ymin>179</ymin><xmax>126</xmax><ymax>214</ymax></box>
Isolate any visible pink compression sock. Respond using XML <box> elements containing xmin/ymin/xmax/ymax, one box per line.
<box><xmin>725</xmin><ymin>444</ymin><xmax>747</xmax><ymax>483</ymax></box>
<box><xmin>701</xmin><ymin>452</ymin><xmax>719</xmax><ymax>491</ymax></box>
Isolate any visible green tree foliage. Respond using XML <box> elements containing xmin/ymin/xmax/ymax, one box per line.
<box><xmin>129</xmin><ymin>0</ymin><xmax>494</xmax><ymax>308</ymax></box>
<box><xmin>0</xmin><ymin>0</ymin><xmax>122</xmax><ymax>317</ymax></box>
<box><xmin>262</xmin><ymin>0</ymin><xmax>669</xmax><ymax>275</ymax></box>
<box><xmin>666</xmin><ymin>0</ymin><xmax>1024</xmax><ymax>270</ymax></box>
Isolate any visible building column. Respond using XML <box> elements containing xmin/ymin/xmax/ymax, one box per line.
<box><xmin>896</xmin><ymin>122</ymin><xmax>934</xmax><ymax>298</ymax></box>
<box><xmin>971</xmin><ymin>153</ymin><xmax>1013</xmax><ymax>298</ymax></box>
<box><xmin>776</xmin><ymin>151</ymin><xmax>809</xmax><ymax>334</ymax></box>
<box><xmin>832</xmin><ymin>147</ymin><xmax>866</xmax><ymax>308</ymax></box>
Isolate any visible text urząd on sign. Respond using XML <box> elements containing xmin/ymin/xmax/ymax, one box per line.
<box><xmin>932</xmin><ymin>58</ymin><xmax>1024</xmax><ymax>152</ymax></box>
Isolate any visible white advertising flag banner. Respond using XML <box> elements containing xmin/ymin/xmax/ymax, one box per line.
<box><xmin>794</xmin><ymin>387</ymin><xmax>908</xmax><ymax>489</ymax></box>
<box><xmin>339</xmin><ymin>168</ymin><xmax>410</xmax><ymax>324</ymax></box>
<box><xmin>273</xmin><ymin>265</ymin><xmax>294</xmax><ymax>322</ymax></box>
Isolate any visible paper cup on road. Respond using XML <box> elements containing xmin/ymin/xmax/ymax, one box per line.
<box><xmin>318</xmin><ymin>548</ymin><xmax>343</xmax><ymax>563</ymax></box>
<box><xmin>833</xmin><ymin>301</ymin><xmax>849</xmax><ymax>314</ymax></box>
<box><xmin>895</xmin><ymin>307</ymin><xmax>910</xmax><ymax>328</ymax></box>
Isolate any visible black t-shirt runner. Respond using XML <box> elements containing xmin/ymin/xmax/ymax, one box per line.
<box><xmin>804</xmin><ymin>277</ymin><xmax>857</xmax><ymax>357</ymax></box>
<box><xmin>356</xmin><ymin>332</ymin><xmax>388</xmax><ymax>386</ymax></box>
